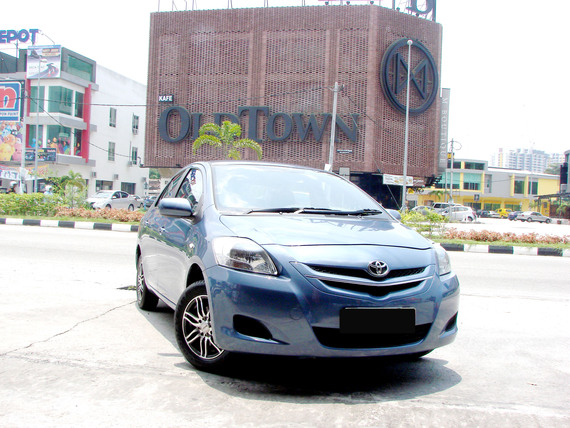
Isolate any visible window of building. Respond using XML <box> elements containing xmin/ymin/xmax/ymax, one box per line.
<box><xmin>28</xmin><ymin>125</ymin><xmax>44</xmax><ymax>148</ymax></box>
<box><xmin>131</xmin><ymin>147</ymin><xmax>138</xmax><ymax>164</ymax></box>
<box><xmin>132</xmin><ymin>115</ymin><xmax>139</xmax><ymax>134</ymax></box>
<box><xmin>435</xmin><ymin>172</ymin><xmax>461</xmax><ymax>189</ymax></box>
<box><xmin>73</xmin><ymin>129</ymin><xmax>83</xmax><ymax>156</ymax></box>
<box><xmin>46</xmin><ymin>125</ymin><xmax>72</xmax><ymax>154</ymax></box>
<box><xmin>30</xmin><ymin>86</ymin><xmax>45</xmax><ymax>113</ymax></box>
<box><xmin>463</xmin><ymin>173</ymin><xmax>481</xmax><ymax>190</ymax></box>
<box><xmin>464</xmin><ymin>162</ymin><xmax>485</xmax><ymax>170</ymax></box>
<box><xmin>121</xmin><ymin>182</ymin><xmax>136</xmax><ymax>195</ymax></box>
<box><xmin>484</xmin><ymin>203</ymin><xmax>501</xmax><ymax>211</ymax></box>
<box><xmin>514</xmin><ymin>179</ymin><xmax>525</xmax><ymax>194</ymax></box>
<box><xmin>528</xmin><ymin>181</ymin><xmax>538</xmax><ymax>195</ymax></box>
<box><xmin>109</xmin><ymin>108</ymin><xmax>117</xmax><ymax>127</ymax></box>
<box><xmin>68</xmin><ymin>55</ymin><xmax>94</xmax><ymax>82</ymax></box>
<box><xmin>447</xmin><ymin>160</ymin><xmax>462</xmax><ymax>169</ymax></box>
<box><xmin>75</xmin><ymin>92</ymin><xmax>84</xmax><ymax>118</ymax></box>
<box><xmin>48</xmin><ymin>86</ymin><xmax>73</xmax><ymax>115</ymax></box>
<box><xmin>108</xmin><ymin>142</ymin><xmax>116</xmax><ymax>161</ymax></box>
<box><xmin>96</xmin><ymin>180</ymin><xmax>113</xmax><ymax>191</ymax></box>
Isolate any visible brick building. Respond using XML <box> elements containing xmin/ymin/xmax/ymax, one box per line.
<box><xmin>144</xmin><ymin>4</ymin><xmax>442</xmax><ymax>207</ymax></box>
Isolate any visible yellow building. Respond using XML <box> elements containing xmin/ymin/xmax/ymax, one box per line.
<box><xmin>414</xmin><ymin>159</ymin><xmax>559</xmax><ymax>215</ymax></box>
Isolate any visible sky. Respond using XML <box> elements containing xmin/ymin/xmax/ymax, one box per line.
<box><xmin>6</xmin><ymin>0</ymin><xmax>569</xmax><ymax>163</ymax></box>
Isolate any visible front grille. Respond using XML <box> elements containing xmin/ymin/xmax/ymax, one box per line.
<box><xmin>321</xmin><ymin>280</ymin><xmax>423</xmax><ymax>297</ymax></box>
<box><xmin>307</xmin><ymin>264</ymin><xmax>426</xmax><ymax>282</ymax></box>
<box><xmin>313</xmin><ymin>323</ymin><xmax>431</xmax><ymax>349</ymax></box>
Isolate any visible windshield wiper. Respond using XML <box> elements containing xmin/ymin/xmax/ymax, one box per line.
<box><xmin>344</xmin><ymin>209</ymin><xmax>384</xmax><ymax>216</ymax></box>
<box><xmin>246</xmin><ymin>207</ymin><xmax>301</xmax><ymax>214</ymax></box>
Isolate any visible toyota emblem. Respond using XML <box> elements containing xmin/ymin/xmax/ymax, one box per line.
<box><xmin>367</xmin><ymin>260</ymin><xmax>390</xmax><ymax>278</ymax></box>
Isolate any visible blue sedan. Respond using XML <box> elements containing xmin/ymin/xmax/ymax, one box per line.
<box><xmin>136</xmin><ymin>162</ymin><xmax>460</xmax><ymax>371</ymax></box>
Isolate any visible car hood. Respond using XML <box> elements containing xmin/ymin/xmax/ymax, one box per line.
<box><xmin>219</xmin><ymin>214</ymin><xmax>431</xmax><ymax>249</ymax></box>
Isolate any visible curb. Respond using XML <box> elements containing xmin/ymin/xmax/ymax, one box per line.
<box><xmin>440</xmin><ymin>243</ymin><xmax>570</xmax><ymax>258</ymax></box>
<box><xmin>0</xmin><ymin>217</ymin><xmax>139</xmax><ymax>233</ymax></box>
<box><xmin>2</xmin><ymin>218</ymin><xmax>568</xmax><ymax>257</ymax></box>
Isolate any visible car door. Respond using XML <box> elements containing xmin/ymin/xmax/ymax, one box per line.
<box><xmin>156</xmin><ymin>168</ymin><xmax>205</xmax><ymax>302</ymax></box>
<box><xmin>139</xmin><ymin>171</ymin><xmax>186</xmax><ymax>296</ymax></box>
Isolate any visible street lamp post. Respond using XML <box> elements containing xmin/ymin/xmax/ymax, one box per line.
<box><xmin>401</xmin><ymin>39</ymin><xmax>413</xmax><ymax>211</ymax></box>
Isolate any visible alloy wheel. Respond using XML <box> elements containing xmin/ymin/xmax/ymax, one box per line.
<box><xmin>181</xmin><ymin>295</ymin><xmax>224</xmax><ymax>360</ymax></box>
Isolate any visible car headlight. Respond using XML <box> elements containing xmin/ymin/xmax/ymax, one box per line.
<box><xmin>434</xmin><ymin>244</ymin><xmax>452</xmax><ymax>276</ymax></box>
<box><xmin>212</xmin><ymin>237</ymin><xmax>278</xmax><ymax>276</ymax></box>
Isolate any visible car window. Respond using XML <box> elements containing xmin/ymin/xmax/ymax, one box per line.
<box><xmin>157</xmin><ymin>170</ymin><xmax>186</xmax><ymax>203</ymax></box>
<box><xmin>212</xmin><ymin>164</ymin><xmax>382</xmax><ymax>213</ymax></box>
<box><xmin>176</xmin><ymin>169</ymin><xmax>203</xmax><ymax>210</ymax></box>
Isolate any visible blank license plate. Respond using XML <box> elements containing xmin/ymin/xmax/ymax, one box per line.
<box><xmin>340</xmin><ymin>308</ymin><xmax>416</xmax><ymax>335</ymax></box>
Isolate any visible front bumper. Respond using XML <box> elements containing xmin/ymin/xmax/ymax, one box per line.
<box><xmin>207</xmin><ymin>253</ymin><xmax>459</xmax><ymax>358</ymax></box>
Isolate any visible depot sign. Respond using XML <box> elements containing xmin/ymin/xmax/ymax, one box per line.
<box><xmin>159</xmin><ymin>106</ymin><xmax>359</xmax><ymax>144</ymax></box>
<box><xmin>0</xmin><ymin>29</ymin><xmax>39</xmax><ymax>44</ymax></box>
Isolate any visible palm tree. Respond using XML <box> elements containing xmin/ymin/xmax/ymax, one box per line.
<box><xmin>429</xmin><ymin>189</ymin><xmax>449</xmax><ymax>201</ymax></box>
<box><xmin>192</xmin><ymin>121</ymin><xmax>262</xmax><ymax>160</ymax></box>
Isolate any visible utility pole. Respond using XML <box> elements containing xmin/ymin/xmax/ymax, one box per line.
<box><xmin>401</xmin><ymin>39</ymin><xmax>413</xmax><ymax>211</ymax></box>
<box><xmin>327</xmin><ymin>82</ymin><xmax>340</xmax><ymax>171</ymax></box>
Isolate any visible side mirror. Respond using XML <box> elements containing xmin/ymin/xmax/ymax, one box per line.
<box><xmin>158</xmin><ymin>198</ymin><xmax>194</xmax><ymax>218</ymax></box>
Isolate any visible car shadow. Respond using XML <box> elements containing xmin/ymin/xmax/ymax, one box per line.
<box><xmin>137</xmin><ymin>302</ymin><xmax>461</xmax><ymax>403</ymax></box>
<box><xmin>193</xmin><ymin>354</ymin><xmax>461</xmax><ymax>403</ymax></box>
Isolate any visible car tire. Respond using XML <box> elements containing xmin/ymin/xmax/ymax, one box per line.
<box><xmin>128</xmin><ymin>204</ymin><xmax>134</xmax><ymax>211</ymax></box>
<box><xmin>467</xmin><ymin>216</ymin><xmax>473</xmax><ymax>222</ymax></box>
<box><xmin>174</xmin><ymin>281</ymin><xmax>231</xmax><ymax>372</ymax></box>
<box><xmin>105</xmin><ymin>204</ymin><xmax>112</xmax><ymax>209</ymax></box>
<box><xmin>527</xmin><ymin>218</ymin><xmax>532</xmax><ymax>222</ymax></box>
<box><xmin>136</xmin><ymin>258</ymin><xmax>159</xmax><ymax>311</ymax></box>
<box><xmin>546</xmin><ymin>218</ymin><xmax>551</xmax><ymax>224</ymax></box>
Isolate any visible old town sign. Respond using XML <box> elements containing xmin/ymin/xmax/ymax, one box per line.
<box><xmin>380</xmin><ymin>38</ymin><xmax>439</xmax><ymax>115</ymax></box>
<box><xmin>159</xmin><ymin>106</ymin><xmax>359</xmax><ymax>144</ymax></box>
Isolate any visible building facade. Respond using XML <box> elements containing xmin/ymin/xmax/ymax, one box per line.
<box><xmin>0</xmin><ymin>46</ymin><xmax>149</xmax><ymax>197</ymax></box>
<box><xmin>415</xmin><ymin>158</ymin><xmax>560</xmax><ymax>215</ymax></box>
<box><xmin>491</xmin><ymin>147</ymin><xmax>563</xmax><ymax>174</ymax></box>
<box><xmin>145</xmin><ymin>4</ymin><xmax>443</xmax><ymax>208</ymax></box>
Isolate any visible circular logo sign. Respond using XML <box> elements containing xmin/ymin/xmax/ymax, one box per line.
<box><xmin>380</xmin><ymin>38</ymin><xmax>439</xmax><ymax>115</ymax></box>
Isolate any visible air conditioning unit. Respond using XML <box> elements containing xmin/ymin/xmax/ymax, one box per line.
<box><xmin>113</xmin><ymin>174</ymin><xmax>119</xmax><ymax>181</ymax></box>
<box><xmin>91</xmin><ymin>171</ymin><xmax>97</xmax><ymax>178</ymax></box>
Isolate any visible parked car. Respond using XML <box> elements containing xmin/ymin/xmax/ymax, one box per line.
<box><xmin>487</xmin><ymin>210</ymin><xmax>501</xmax><ymax>218</ymax></box>
<box><xmin>86</xmin><ymin>190</ymin><xmax>139</xmax><ymax>210</ymax></box>
<box><xmin>136</xmin><ymin>162</ymin><xmax>460</xmax><ymax>371</ymax></box>
<box><xmin>133</xmin><ymin>195</ymin><xmax>145</xmax><ymax>209</ymax></box>
<box><xmin>441</xmin><ymin>205</ymin><xmax>477</xmax><ymax>222</ymax></box>
<box><xmin>517</xmin><ymin>211</ymin><xmax>552</xmax><ymax>223</ymax></box>
<box><xmin>508</xmin><ymin>211</ymin><xmax>521</xmax><ymax>221</ymax></box>
<box><xmin>496</xmin><ymin>208</ymin><xmax>512</xmax><ymax>218</ymax></box>
<box><xmin>143</xmin><ymin>195</ymin><xmax>157</xmax><ymax>209</ymax></box>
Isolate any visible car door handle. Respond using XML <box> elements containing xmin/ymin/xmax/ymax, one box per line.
<box><xmin>160</xmin><ymin>227</ymin><xmax>166</xmax><ymax>234</ymax></box>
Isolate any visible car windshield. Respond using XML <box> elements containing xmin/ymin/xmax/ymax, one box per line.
<box><xmin>92</xmin><ymin>191</ymin><xmax>113</xmax><ymax>198</ymax></box>
<box><xmin>212</xmin><ymin>164</ymin><xmax>385</xmax><ymax>215</ymax></box>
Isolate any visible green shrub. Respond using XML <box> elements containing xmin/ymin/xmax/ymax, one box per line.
<box><xmin>401</xmin><ymin>210</ymin><xmax>446</xmax><ymax>238</ymax></box>
<box><xmin>0</xmin><ymin>193</ymin><xmax>61</xmax><ymax>216</ymax></box>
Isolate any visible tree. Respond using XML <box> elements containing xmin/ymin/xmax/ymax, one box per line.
<box><xmin>192</xmin><ymin>121</ymin><xmax>262</xmax><ymax>160</ymax></box>
<box><xmin>544</xmin><ymin>164</ymin><xmax>561</xmax><ymax>175</ymax></box>
<box><xmin>47</xmin><ymin>170</ymin><xmax>86</xmax><ymax>208</ymax></box>
<box><xmin>429</xmin><ymin>189</ymin><xmax>449</xmax><ymax>202</ymax></box>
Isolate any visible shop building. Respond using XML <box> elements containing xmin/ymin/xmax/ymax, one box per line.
<box><xmin>0</xmin><ymin>46</ymin><xmax>149</xmax><ymax>196</ymax></box>
<box><xmin>145</xmin><ymin>4</ymin><xmax>443</xmax><ymax>208</ymax></box>
<box><xmin>415</xmin><ymin>158</ymin><xmax>560</xmax><ymax>215</ymax></box>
